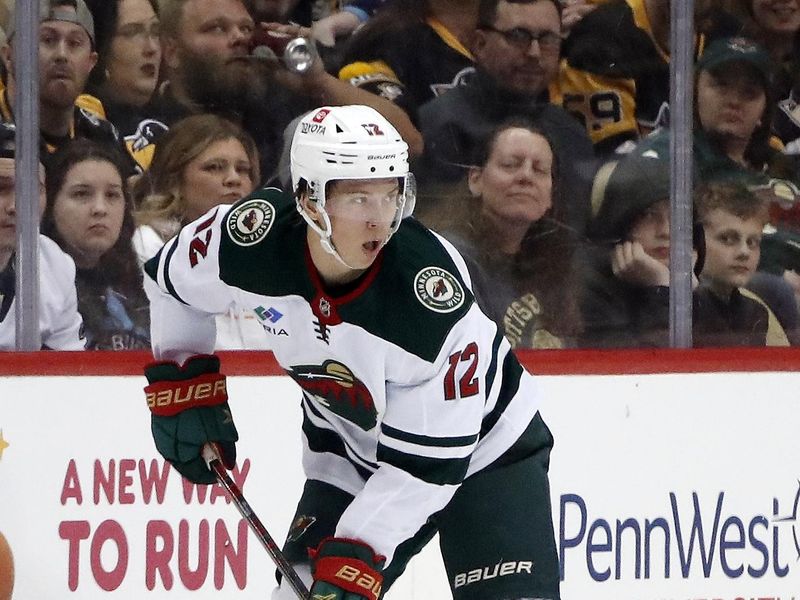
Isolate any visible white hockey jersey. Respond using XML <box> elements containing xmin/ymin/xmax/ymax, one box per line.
<box><xmin>0</xmin><ymin>235</ymin><xmax>85</xmax><ymax>351</ymax></box>
<box><xmin>144</xmin><ymin>188</ymin><xmax>544</xmax><ymax>564</ymax></box>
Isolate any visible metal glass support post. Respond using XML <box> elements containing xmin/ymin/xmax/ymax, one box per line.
<box><xmin>14</xmin><ymin>0</ymin><xmax>42</xmax><ymax>350</ymax></box>
<box><xmin>669</xmin><ymin>0</ymin><xmax>695</xmax><ymax>348</ymax></box>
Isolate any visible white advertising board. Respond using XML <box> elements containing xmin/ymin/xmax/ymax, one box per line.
<box><xmin>0</xmin><ymin>371</ymin><xmax>798</xmax><ymax>599</ymax></box>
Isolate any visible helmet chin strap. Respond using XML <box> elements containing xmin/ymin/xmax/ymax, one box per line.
<box><xmin>299</xmin><ymin>188</ymin><xmax>401</xmax><ymax>273</ymax></box>
<box><xmin>300</xmin><ymin>202</ymin><xmax>369</xmax><ymax>272</ymax></box>
<box><xmin>320</xmin><ymin>235</ymin><xmax>361</xmax><ymax>271</ymax></box>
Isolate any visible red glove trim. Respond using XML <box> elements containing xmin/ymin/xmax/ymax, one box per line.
<box><xmin>145</xmin><ymin>373</ymin><xmax>228</xmax><ymax>416</ymax></box>
<box><xmin>313</xmin><ymin>556</ymin><xmax>383</xmax><ymax>600</ymax></box>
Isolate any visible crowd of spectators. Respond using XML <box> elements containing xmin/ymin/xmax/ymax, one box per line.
<box><xmin>1</xmin><ymin>0</ymin><xmax>799</xmax><ymax>351</ymax></box>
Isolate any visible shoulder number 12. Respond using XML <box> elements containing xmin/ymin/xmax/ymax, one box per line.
<box><xmin>443</xmin><ymin>342</ymin><xmax>479</xmax><ymax>401</ymax></box>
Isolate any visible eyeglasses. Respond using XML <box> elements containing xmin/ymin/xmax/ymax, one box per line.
<box><xmin>116</xmin><ymin>22</ymin><xmax>161</xmax><ymax>41</ymax></box>
<box><xmin>481</xmin><ymin>26</ymin><xmax>563</xmax><ymax>53</ymax></box>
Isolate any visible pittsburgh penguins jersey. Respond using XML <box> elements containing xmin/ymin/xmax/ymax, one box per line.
<box><xmin>73</xmin><ymin>93</ymin><xmax>166</xmax><ymax>171</ymax></box>
<box><xmin>144</xmin><ymin>187</ymin><xmax>543</xmax><ymax>564</ymax></box>
<box><xmin>557</xmin><ymin>0</ymin><xmax>739</xmax><ymax>153</ymax></box>
<box><xmin>0</xmin><ymin>89</ymin><xmax>140</xmax><ymax>177</ymax></box>
<box><xmin>338</xmin><ymin>17</ymin><xmax>475</xmax><ymax>121</ymax></box>
<box><xmin>95</xmin><ymin>97</ymin><xmax>169</xmax><ymax>171</ymax></box>
<box><xmin>0</xmin><ymin>235</ymin><xmax>85</xmax><ymax>351</ymax></box>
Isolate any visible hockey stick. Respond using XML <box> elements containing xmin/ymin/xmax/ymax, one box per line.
<box><xmin>202</xmin><ymin>443</ymin><xmax>310</xmax><ymax>599</ymax></box>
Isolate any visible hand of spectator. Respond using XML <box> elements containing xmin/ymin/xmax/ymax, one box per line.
<box><xmin>254</xmin><ymin>22</ymin><xmax>327</xmax><ymax>92</ymax></box>
<box><xmin>611</xmin><ymin>241</ymin><xmax>671</xmax><ymax>287</ymax></box>
<box><xmin>312</xmin><ymin>11</ymin><xmax>361</xmax><ymax>47</ymax></box>
<box><xmin>560</xmin><ymin>0</ymin><xmax>598</xmax><ymax>32</ymax></box>
<box><xmin>259</xmin><ymin>20</ymin><xmax>314</xmax><ymax>40</ymax></box>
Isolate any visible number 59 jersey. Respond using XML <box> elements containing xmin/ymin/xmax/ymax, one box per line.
<box><xmin>144</xmin><ymin>187</ymin><xmax>544</xmax><ymax>564</ymax></box>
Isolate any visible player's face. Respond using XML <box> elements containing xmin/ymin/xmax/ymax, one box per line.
<box><xmin>52</xmin><ymin>159</ymin><xmax>126</xmax><ymax>268</ymax></box>
<box><xmin>106</xmin><ymin>0</ymin><xmax>162</xmax><ymax>107</ymax></box>
<box><xmin>469</xmin><ymin>128</ymin><xmax>553</xmax><ymax>228</ymax></box>
<box><xmin>751</xmin><ymin>0</ymin><xmax>800</xmax><ymax>35</ymax></box>
<box><xmin>180</xmin><ymin>137</ymin><xmax>255</xmax><ymax>222</ymax></box>
<box><xmin>474</xmin><ymin>0</ymin><xmax>562</xmax><ymax>96</ymax></box>
<box><xmin>34</xmin><ymin>17</ymin><xmax>97</xmax><ymax>110</ymax></box>
<box><xmin>628</xmin><ymin>199</ymin><xmax>671</xmax><ymax>267</ymax></box>
<box><xmin>0</xmin><ymin>159</ymin><xmax>45</xmax><ymax>267</ymax></box>
<box><xmin>325</xmin><ymin>177</ymin><xmax>401</xmax><ymax>269</ymax></box>
<box><xmin>701</xmin><ymin>208</ymin><xmax>762</xmax><ymax>295</ymax></box>
<box><xmin>696</xmin><ymin>65</ymin><xmax>767</xmax><ymax>144</ymax></box>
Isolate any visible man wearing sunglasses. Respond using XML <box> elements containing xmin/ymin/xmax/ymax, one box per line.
<box><xmin>417</xmin><ymin>0</ymin><xmax>595</xmax><ymax>235</ymax></box>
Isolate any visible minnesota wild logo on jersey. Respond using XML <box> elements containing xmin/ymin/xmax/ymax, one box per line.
<box><xmin>414</xmin><ymin>267</ymin><xmax>465</xmax><ymax>313</ymax></box>
<box><xmin>286</xmin><ymin>360</ymin><xmax>377</xmax><ymax>431</ymax></box>
<box><xmin>227</xmin><ymin>199</ymin><xmax>276</xmax><ymax>246</ymax></box>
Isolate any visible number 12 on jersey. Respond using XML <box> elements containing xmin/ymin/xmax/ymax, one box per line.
<box><xmin>443</xmin><ymin>342</ymin><xmax>479</xmax><ymax>401</ymax></box>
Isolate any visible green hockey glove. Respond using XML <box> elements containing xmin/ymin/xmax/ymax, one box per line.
<box><xmin>144</xmin><ymin>354</ymin><xmax>238</xmax><ymax>484</ymax></box>
<box><xmin>309</xmin><ymin>537</ymin><xmax>385</xmax><ymax>600</ymax></box>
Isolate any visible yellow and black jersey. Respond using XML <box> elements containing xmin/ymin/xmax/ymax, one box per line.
<box><xmin>338</xmin><ymin>17</ymin><xmax>475</xmax><ymax>121</ymax></box>
<box><xmin>557</xmin><ymin>0</ymin><xmax>740</xmax><ymax>153</ymax></box>
<box><xmin>0</xmin><ymin>89</ymin><xmax>140</xmax><ymax>176</ymax></box>
<box><xmin>95</xmin><ymin>97</ymin><xmax>169</xmax><ymax>172</ymax></box>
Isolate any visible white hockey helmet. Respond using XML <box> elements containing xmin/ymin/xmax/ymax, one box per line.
<box><xmin>290</xmin><ymin>105</ymin><xmax>415</xmax><ymax>260</ymax></box>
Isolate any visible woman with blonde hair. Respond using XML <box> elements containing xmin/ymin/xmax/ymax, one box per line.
<box><xmin>133</xmin><ymin>113</ymin><xmax>264</xmax><ymax>349</ymax></box>
<box><xmin>132</xmin><ymin>114</ymin><xmax>260</xmax><ymax>257</ymax></box>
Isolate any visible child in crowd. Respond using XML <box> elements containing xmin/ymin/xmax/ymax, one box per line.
<box><xmin>694</xmin><ymin>181</ymin><xmax>790</xmax><ymax>346</ymax></box>
<box><xmin>581</xmin><ymin>153</ymin><xmax>791</xmax><ymax>347</ymax></box>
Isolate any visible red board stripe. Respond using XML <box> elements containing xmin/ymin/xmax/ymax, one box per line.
<box><xmin>0</xmin><ymin>348</ymin><xmax>799</xmax><ymax>377</ymax></box>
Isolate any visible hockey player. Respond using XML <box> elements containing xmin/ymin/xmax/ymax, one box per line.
<box><xmin>0</xmin><ymin>123</ymin><xmax>85</xmax><ymax>350</ymax></box>
<box><xmin>143</xmin><ymin>104</ymin><xmax>559</xmax><ymax>600</ymax></box>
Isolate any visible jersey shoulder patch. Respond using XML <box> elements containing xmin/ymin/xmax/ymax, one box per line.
<box><xmin>225</xmin><ymin>196</ymin><xmax>278</xmax><ymax>246</ymax></box>
<box><xmin>218</xmin><ymin>188</ymin><xmax>309</xmax><ymax>295</ymax></box>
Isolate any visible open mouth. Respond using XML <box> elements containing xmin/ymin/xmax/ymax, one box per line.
<box><xmin>363</xmin><ymin>240</ymin><xmax>381</xmax><ymax>252</ymax></box>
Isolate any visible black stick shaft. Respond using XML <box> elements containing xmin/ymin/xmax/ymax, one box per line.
<box><xmin>204</xmin><ymin>446</ymin><xmax>310</xmax><ymax>599</ymax></box>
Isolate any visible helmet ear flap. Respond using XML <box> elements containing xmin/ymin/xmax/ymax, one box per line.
<box><xmin>401</xmin><ymin>173</ymin><xmax>416</xmax><ymax>219</ymax></box>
